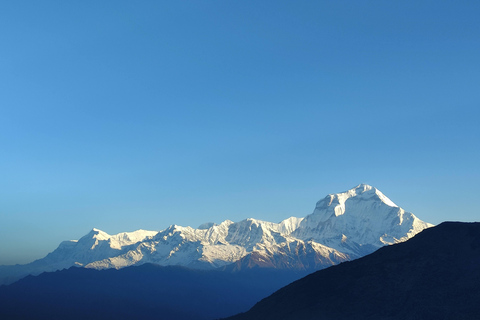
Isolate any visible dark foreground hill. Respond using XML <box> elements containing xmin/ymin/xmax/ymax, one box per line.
<box><xmin>227</xmin><ymin>222</ymin><xmax>480</xmax><ymax>320</ymax></box>
<box><xmin>0</xmin><ymin>263</ymin><xmax>307</xmax><ymax>320</ymax></box>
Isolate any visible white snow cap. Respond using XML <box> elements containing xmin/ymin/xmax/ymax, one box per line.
<box><xmin>352</xmin><ymin>184</ymin><xmax>398</xmax><ymax>208</ymax></box>
<box><xmin>320</xmin><ymin>184</ymin><xmax>398</xmax><ymax>209</ymax></box>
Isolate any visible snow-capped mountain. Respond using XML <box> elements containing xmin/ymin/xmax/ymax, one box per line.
<box><xmin>0</xmin><ymin>184</ymin><xmax>433</xmax><ymax>285</ymax></box>
<box><xmin>292</xmin><ymin>184</ymin><xmax>432</xmax><ymax>257</ymax></box>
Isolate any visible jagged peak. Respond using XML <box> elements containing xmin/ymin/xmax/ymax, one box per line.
<box><xmin>349</xmin><ymin>184</ymin><xmax>397</xmax><ymax>207</ymax></box>
<box><xmin>84</xmin><ymin>228</ymin><xmax>110</xmax><ymax>240</ymax></box>
<box><xmin>316</xmin><ymin>184</ymin><xmax>397</xmax><ymax>210</ymax></box>
<box><xmin>353</xmin><ymin>183</ymin><xmax>374</xmax><ymax>192</ymax></box>
<box><xmin>342</xmin><ymin>184</ymin><xmax>376</xmax><ymax>199</ymax></box>
<box><xmin>347</xmin><ymin>184</ymin><xmax>396</xmax><ymax>206</ymax></box>
<box><xmin>78</xmin><ymin>228</ymin><xmax>159</xmax><ymax>250</ymax></box>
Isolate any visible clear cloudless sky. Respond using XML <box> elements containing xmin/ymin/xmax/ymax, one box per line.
<box><xmin>1</xmin><ymin>0</ymin><xmax>479</xmax><ymax>265</ymax></box>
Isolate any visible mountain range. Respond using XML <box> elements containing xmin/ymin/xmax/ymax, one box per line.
<box><xmin>2</xmin><ymin>222</ymin><xmax>478</xmax><ymax>319</ymax></box>
<box><xmin>0</xmin><ymin>184</ymin><xmax>432</xmax><ymax>286</ymax></box>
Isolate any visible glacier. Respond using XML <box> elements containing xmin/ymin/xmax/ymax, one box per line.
<box><xmin>0</xmin><ymin>184</ymin><xmax>433</xmax><ymax>285</ymax></box>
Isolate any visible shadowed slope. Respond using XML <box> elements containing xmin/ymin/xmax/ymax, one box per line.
<box><xmin>0</xmin><ymin>263</ymin><xmax>308</xmax><ymax>320</ymax></box>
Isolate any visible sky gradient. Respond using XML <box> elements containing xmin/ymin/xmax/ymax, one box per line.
<box><xmin>1</xmin><ymin>1</ymin><xmax>479</xmax><ymax>265</ymax></box>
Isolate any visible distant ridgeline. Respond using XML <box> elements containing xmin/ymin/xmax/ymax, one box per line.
<box><xmin>0</xmin><ymin>184</ymin><xmax>435</xmax><ymax>319</ymax></box>
<box><xmin>0</xmin><ymin>184</ymin><xmax>432</xmax><ymax>285</ymax></box>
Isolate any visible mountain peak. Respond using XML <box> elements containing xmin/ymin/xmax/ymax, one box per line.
<box><xmin>352</xmin><ymin>183</ymin><xmax>374</xmax><ymax>192</ymax></box>
<box><xmin>292</xmin><ymin>184</ymin><xmax>430</xmax><ymax>256</ymax></box>
<box><xmin>88</xmin><ymin>228</ymin><xmax>110</xmax><ymax>240</ymax></box>
<box><xmin>333</xmin><ymin>184</ymin><xmax>398</xmax><ymax>208</ymax></box>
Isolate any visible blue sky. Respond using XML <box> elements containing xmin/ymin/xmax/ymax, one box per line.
<box><xmin>1</xmin><ymin>1</ymin><xmax>479</xmax><ymax>265</ymax></box>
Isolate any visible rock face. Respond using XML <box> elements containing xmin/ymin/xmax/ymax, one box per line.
<box><xmin>227</xmin><ymin>222</ymin><xmax>480</xmax><ymax>320</ymax></box>
<box><xmin>0</xmin><ymin>184</ymin><xmax>433</xmax><ymax>285</ymax></box>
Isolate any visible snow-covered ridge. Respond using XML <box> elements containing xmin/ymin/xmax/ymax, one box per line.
<box><xmin>87</xmin><ymin>229</ymin><xmax>158</xmax><ymax>250</ymax></box>
<box><xmin>0</xmin><ymin>184</ymin><xmax>433</xmax><ymax>285</ymax></box>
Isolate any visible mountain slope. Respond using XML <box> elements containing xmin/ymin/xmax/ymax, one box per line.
<box><xmin>0</xmin><ymin>184</ymin><xmax>433</xmax><ymax>285</ymax></box>
<box><xmin>227</xmin><ymin>222</ymin><xmax>480</xmax><ymax>320</ymax></box>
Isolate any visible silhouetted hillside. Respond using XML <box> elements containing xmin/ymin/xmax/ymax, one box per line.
<box><xmin>0</xmin><ymin>263</ymin><xmax>307</xmax><ymax>320</ymax></box>
<box><xmin>227</xmin><ymin>222</ymin><xmax>480</xmax><ymax>320</ymax></box>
